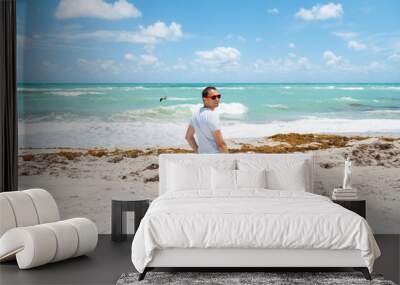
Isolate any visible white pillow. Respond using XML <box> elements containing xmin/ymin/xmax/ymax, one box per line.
<box><xmin>266</xmin><ymin>161</ymin><xmax>307</xmax><ymax>191</ymax></box>
<box><xmin>212</xmin><ymin>168</ymin><xmax>236</xmax><ymax>191</ymax></box>
<box><xmin>167</xmin><ymin>162</ymin><xmax>212</xmax><ymax>192</ymax></box>
<box><xmin>238</xmin><ymin>159</ymin><xmax>308</xmax><ymax>191</ymax></box>
<box><xmin>236</xmin><ymin>169</ymin><xmax>268</xmax><ymax>189</ymax></box>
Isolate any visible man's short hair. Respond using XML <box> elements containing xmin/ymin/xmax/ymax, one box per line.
<box><xmin>202</xmin><ymin>86</ymin><xmax>217</xmax><ymax>97</ymax></box>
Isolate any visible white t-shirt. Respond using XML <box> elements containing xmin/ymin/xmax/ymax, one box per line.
<box><xmin>190</xmin><ymin>107</ymin><xmax>221</xmax><ymax>153</ymax></box>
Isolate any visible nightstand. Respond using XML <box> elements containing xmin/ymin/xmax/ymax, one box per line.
<box><xmin>111</xmin><ymin>199</ymin><xmax>150</xmax><ymax>242</ymax></box>
<box><xmin>332</xmin><ymin>199</ymin><xmax>366</xmax><ymax>218</ymax></box>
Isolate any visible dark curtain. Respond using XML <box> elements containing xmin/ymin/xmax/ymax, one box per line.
<box><xmin>0</xmin><ymin>0</ymin><xmax>17</xmax><ymax>192</ymax></box>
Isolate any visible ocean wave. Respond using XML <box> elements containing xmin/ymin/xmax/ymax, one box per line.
<box><xmin>109</xmin><ymin>102</ymin><xmax>248</xmax><ymax>122</ymax></box>
<box><xmin>340</xmin><ymin>87</ymin><xmax>364</xmax><ymax>90</ymax></box>
<box><xmin>18</xmin><ymin>87</ymin><xmax>113</xmax><ymax>93</ymax></box>
<box><xmin>166</xmin><ymin>97</ymin><xmax>196</xmax><ymax>101</ymax></box>
<box><xmin>219</xmin><ymin>87</ymin><xmax>248</xmax><ymax>90</ymax></box>
<box><xmin>176</xmin><ymin>86</ymin><xmax>254</xmax><ymax>91</ymax></box>
<box><xmin>19</xmin><ymin>117</ymin><xmax>400</xmax><ymax>148</ymax></box>
<box><xmin>313</xmin><ymin>86</ymin><xmax>335</xmax><ymax>90</ymax></box>
<box><xmin>177</xmin><ymin>87</ymin><xmax>204</xmax><ymax>90</ymax></box>
<box><xmin>266</xmin><ymin>104</ymin><xmax>289</xmax><ymax>110</ymax></box>
<box><xmin>47</xmin><ymin>91</ymin><xmax>104</xmax><ymax>96</ymax></box>
<box><xmin>313</xmin><ymin>86</ymin><xmax>364</xmax><ymax>90</ymax></box>
<box><xmin>110</xmin><ymin>105</ymin><xmax>195</xmax><ymax>121</ymax></box>
<box><xmin>222</xmin><ymin>118</ymin><xmax>400</xmax><ymax>138</ymax></box>
<box><xmin>336</xmin><ymin>96</ymin><xmax>359</xmax><ymax>102</ymax></box>
<box><xmin>366</xmin><ymin>110</ymin><xmax>400</xmax><ymax>114</ymax></box>
<box><xmin>348</xmin><ymin>103</ymin><xmax>367</xmax><ymax>108</ymax></box>
<box><xmin>370</xmin><ymin>86</ymin><xmax>400</xmax><ymax>91</ymax></box>
<box><xmin>123</xmin><ymin>86</ymin><xmax>146</xmax><ymax>91</ymax></box>
<box><xmin>217</xmin><ymin>103</ymin><xmax>248</xmax><ymax>115</ymax></box>
<box><xmin>21</xmin><ymin>112</ymin><xmax>94</xmax><ymax>123</ymax></box>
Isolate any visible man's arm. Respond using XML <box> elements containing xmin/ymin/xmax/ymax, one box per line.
<box><xmin>185</xmin><ymin>125</ymin><xmax>198</xmax><ymax>153</ymax></box>
<box><xmin>212</xmin><ymin>130</ymin><xmax>228</xmax><ymax>153</ymax></box>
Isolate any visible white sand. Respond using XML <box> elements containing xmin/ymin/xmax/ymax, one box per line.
<box><xmin>18</xmin><ymin>136</ymin><xmax>400</xmax><ymax>234</ymax></box>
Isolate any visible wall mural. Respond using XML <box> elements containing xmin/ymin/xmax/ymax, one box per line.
<box><xmin>17</xmin><ymin>0</ymin><xmax>400</xmax><ymax>233</ymax></box>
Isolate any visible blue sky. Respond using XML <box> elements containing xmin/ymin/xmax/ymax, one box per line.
<box><xmin>17</xmin><ymin>0</ymin><xmax>400</xmax><ymax>83</ymax></box>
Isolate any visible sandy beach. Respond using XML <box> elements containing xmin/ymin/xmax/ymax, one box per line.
<box><xmin>18</xmin><ymin>133</ymin><xmax>400</xmax><ymax>234</ymax></box>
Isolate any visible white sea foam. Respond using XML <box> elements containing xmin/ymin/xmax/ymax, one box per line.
<box><xmin>177</xmin><ymin>87</ymin><xmax>204</xmax><ymax>90</ymax></box>
<box><xmin>372</xmin><ymin>99</ymin><xmax>380</xmax><ymax>103</ymax></box>
<box><xmin>123</xmin><ymin>86</ymin><xmax>146</xmax><ymax>91</ymax></box>
<box><xmin>313</xmin><ymin>86</ymin><xmax>364</xmax><ymax>90</ymax></box>
<box><xmin>109</xmin><ymin>102</ymin><xmax>248</xmax><ymax>122</ymax></box>
<box><xmin>370</xmin><ymin>86</ymin><xmax>400</xmax><ymax>91</ymax></box>
<box><xmin>18</xmin><ymin>87</ymin><xmax>59</xmax><ymax>92</ymax></box>
<box><xmin>110</xmin><ymin>104</ymin><xmax>196</xmax><ymax>121</ymax></box>
<box><xmin>167</xmin><ymin>97</ymin><xmax>196</xmax><ymax>101</ymax></box>
<box><xmin>217</xmin><ymin>103</ymin><xmax>248</xmax><ymax>115</ymax></box>
<box><xmin>47</xmin><ymin>91</ymin><xmax>104</xmax><ymax>96</ymax></box>
<box><xmin>283</xmin><ymin>86</ymin><xmax>292</xmax><ymax>89</ymax></box>
<box><xmin>176</xmin><ymin>86</ymin><xmax>253</xmax><ymax>91</ymax></box>
<box><xmin>266</xmin><ymin>104</ymin><xmax>289</xmax><ymax>110</ymax></box>
<box><xmin>336</xmin><ymin>96</ymin><xmax>359</xmax><ymax>102</ymax></box>
<box><xmin>18</xmin><ymin>87</ymin><xmax>113</xmax><ymax>92</ymax></box>
<box><xmin>366</xmin><ymin>110</ymin><xmax>400</xmax><ymax>114</ymax></box>
<box><xmin>313</xmin><ymin>86</ymin><xmax>335</xmax><ymax>90</ymax></box>
<box><xmin>19</xmin><ymin>117</ymin><xmax>400</xmax><ymax>148</ymax></box>
<box><xmin>340</xmin><ymin>87</ymin><xmax>364</xmax><ymax>90</ymax></box>
<box><xmin>219</xmin><ymin>87</ymin><xmax>248</xmax><ymax>90</ymax></box>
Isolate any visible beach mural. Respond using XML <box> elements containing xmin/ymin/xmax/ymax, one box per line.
<box><xmin>17</xmin><ymin>1</ymin><xmax>400</xmax><ymax>234</ymax></box>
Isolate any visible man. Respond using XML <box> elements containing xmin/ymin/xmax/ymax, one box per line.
<box><xmin>185</xmin><ymin>86</ymin><xmax>228</xmax><ymax>153</ymax></box>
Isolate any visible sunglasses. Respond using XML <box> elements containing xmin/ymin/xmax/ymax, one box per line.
<box><xmin>206</xmin><ymin>94</ymin><xmax>222</xmax><ymax>100</ymax></box>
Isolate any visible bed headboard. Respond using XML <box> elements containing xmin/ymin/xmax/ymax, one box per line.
<box><xmin>158</xmin><ymin>153</ymin><xmax>315</xmax><ymax>196</ymax></box>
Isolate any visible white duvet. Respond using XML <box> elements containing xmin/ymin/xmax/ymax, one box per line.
<box><xmin>131</xmin><ymin>190</ymin><xmax>380</xmax><ymax>273</ymax></box>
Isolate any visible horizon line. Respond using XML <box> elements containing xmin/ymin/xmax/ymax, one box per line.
<box><xmin>17</xmin><ymin>82</ymin><xmax>400</xmax><ymax>85</ymax></box>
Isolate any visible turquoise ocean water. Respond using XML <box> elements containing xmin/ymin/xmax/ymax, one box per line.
<box><xmin>18</xmin><ymin>83</ymin><xmax>400</xmax><ymax>148</ymax></box>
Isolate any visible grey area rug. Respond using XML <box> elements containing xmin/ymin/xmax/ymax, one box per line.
<box><xmin>116</xmin><ymin>272</ymin><xmax>396</xmax><ymax>285</ymax></box>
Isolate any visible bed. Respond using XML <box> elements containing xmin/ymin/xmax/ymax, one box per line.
<box><xmin>131</xmin><ymin>153</ymin><xmax>381</xmax><ymax>281</ymax></box>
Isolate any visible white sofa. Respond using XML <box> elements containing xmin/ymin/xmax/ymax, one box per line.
<box><xmin>0</xmin><ymin>188</ymin><xmax>98</xmax><ymax>269</ymax></box>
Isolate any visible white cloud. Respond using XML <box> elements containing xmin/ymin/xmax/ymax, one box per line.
<box><xmin>253</xmin><ymin>56</ymin><xmax>313</xmax><ymax>73</ymax></box>
<box><xmin>124</xmin><ymin>53</ymin><xmax>135</xmax><ymax>61</ymax></box>
<box><xmin>77</xmin><ymin>58</ymin><xmax>122</xmax><ymax>74</ymax></box>
<box><xmin>195</xmin><ymin>46</ymin><xmax>241</xmax><ymax>66</ymax></box>
<box><xmin>55</xmin><ymin>0</ymin><xmax>141</xmax><ymax>20</ymax></box>
<box><xmin>388</xmin><ymin>52</ymin><xmax>400</xmax><ymax>62</ymax></box>
<box><xmin>226</xmin><ymin>34</ymin><xmax>246</xmax><ymax>42</ymax></box>
<box><xmin>139</xmin><ymin>54</ymin><xmax>159</xmax><ymax>66</ymax></box>
<box><xmin>268</xmin><ymin>8</ymin><xmax>279</xmax><ymax>14</ymax></box>
<box><xmin>295</xmin><ymin>3</ymin><xmax>343</xmax><ymax>21</ymax></box>
<box><xmin>237</xmin><ymin>35</ymin><xmax>246</xmax><ymax>42</ymax></box>
<box><xmin>323</xmin><ymin>50</ymin><xmax>342</xmax><ymax>65</ymax></box>
<box><xmin>347</xmin><ymin>40</ymin><xmax>367</xmax><ymax>51</ymax></box>
<box><xmin>172</xmin><ymin>58</ymin><xmax>187</xmax><ymax>70</ymax></box>
<box><xmin>42</xmin><ymin>60</ymin><xmax>60</xmax><ymax>70</ymax></box>
<box><xmin>60</xmin><ymin>21</ymin><xmax>183</xmax><ymax>45</ymax></box>
<box><xmin>63</xmin><ymin>24</ymin><xmax>83</xmax><ymax>31</ymax></box>
<box><xmin>332</xmin><ymin>31</ymin><xmax>357</xmax><ymax>40</ymax></box>
<box><xmin>367</xmin><ymin>61</ymin><xmax>384</xmax><ymax>70</ymax></box>
<box><xmin>255</xmin><ymin>37</ymin><xmax>262</xmax><ymax>42</ymax></box>
<box><xmin>288</xmin><ymin>43</ymin><xmax>295</xmax><ymax>48</ymax></box>
<box><xmin>139</xmin><ymin>21</ymin><xmax>183</xmax><ymax>41</ymax></box>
